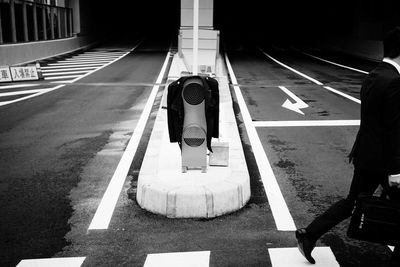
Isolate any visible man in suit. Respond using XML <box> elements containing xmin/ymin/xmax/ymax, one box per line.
<box><xmin>296</xmin><ymin>27</ymin><xmax>400</xmax><ymax>266</ymax></box>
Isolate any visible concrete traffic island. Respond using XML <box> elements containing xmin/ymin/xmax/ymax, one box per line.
<box><xmin>136</xmin><ymin>55</ymin><xmax>250</xmax><ymax>218</ymax></box>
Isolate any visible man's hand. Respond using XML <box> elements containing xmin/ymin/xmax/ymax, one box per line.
<box><xmin>388</xmin><ymin>174</ymin><xmax>400</xmax><ymax>188</ymax></box>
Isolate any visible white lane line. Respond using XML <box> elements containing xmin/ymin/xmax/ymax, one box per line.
<box><xmin>144</xmin><ymin>251</ymin><xmax>210</xmax><ymax>267</ymax></box>
<box><xmin>0</xmin><ymin>84</ymin><xmax>38</xmax><ymax>89</ymax></box>
<box><xmin>83</xmin><ymin>52</ymin><xmax>126</xmax><ymax>55</ymax></box>
<box><xmin>42</xmin><ymin>64</ymin><xmax>103</xmax><ymax>69</ymax></box>
<box><xmin>42</xmin><ymin>67</ymin><xmax>97</xmax><ymax>72</ymax></box>
<box><xmin>258</xmin><ymin>48</ymin><xmax>362</xmax><ymax>104</ymax></box>
<box><xmin>268</xmin><ymin>247</ymin><xmax>339</xmax><ymax>267</ymax></box>
<box><xmin>68</xmin><ymin>56</ymin><xmax>120</xmax><ymax>60</ymax></box>
<box><xmin>88</xmin><ymin>51</ymin><xmax>171</xmax><ymax>230</ymax></box>
<box><xmin>45</xmin><ymin>75</ymin><xmax>81</xmax><ymax>80</ymax></box>
<box><xmin>0</xmin><ymin>89</ymin><xmax>50</xmax><ymax>97</ymax></box>
<box><xmin>225</xmin><ymin>53</ymin><xmax>296</xmax><ymax>231</ymax></box>
<box><xmin>301</xmin><ymin>51</ymin><xmax>369</xmax><ymax>74</ymax></box>
<box><xmin>254</xmin><ymin>120</ymin><xmax>360</xmax><ymax>127</ymax></box>
<box><xmin>0</xmin><ymin>85</ymin><xmax>63</xmax><ymax>107</ymax></box>
<box><xmin>324</xmin><ymin>86</ymin><xmax>361</xmax><ymax>104</ymax></box>
<box><xmin>43</xmin><ymin>70</ymin><xmax>88</xmax><ymax>76</ymax></box>
<box><xmin>17</xmin><ymin>257</ymin><xmax>86</xmax><ymax>267</ymax></box>
<box><xmin>259</xmin><ymin>48</ymin><xmax>323</xmax><ymax>85</ymax></box>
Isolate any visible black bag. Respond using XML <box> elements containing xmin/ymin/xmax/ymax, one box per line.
<box><xmin>347</xmin><ymin>192</ymin><xmax>400</xmax><ymax>246</ymax></box>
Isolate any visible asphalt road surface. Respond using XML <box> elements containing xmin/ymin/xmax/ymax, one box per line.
<box><xmin>0</xmin><ymin>35</ymin><xmax>394</xmax><ymax>267</ymax></box>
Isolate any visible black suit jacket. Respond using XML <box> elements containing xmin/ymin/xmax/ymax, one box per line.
<box><xmin>349</xmin><ymin>62</ymin><xmax>400</xmax><ymax>175</ymax></box>
<box><xmin>167</xmin><ymin>76</ymin><xmax>219</xmax><ymax>152</ymax></box>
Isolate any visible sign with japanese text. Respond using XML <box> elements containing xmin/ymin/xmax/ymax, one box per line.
<box><xmin>10</xmin><ymin>66</ymin><xmax>39</xmax><ymax>81</ymax></box>
<box><xmin>0</xmin><ymin>66</ymin><xmax>12</xmax><ymax>83</ymax></box>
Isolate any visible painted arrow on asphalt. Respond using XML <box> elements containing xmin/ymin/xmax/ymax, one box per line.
<box><xmin>279</xmin><ymin>86</ymin><xmax>309</xmax><ymax>115</ymax></box>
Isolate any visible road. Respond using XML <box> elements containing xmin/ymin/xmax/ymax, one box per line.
<box><xmin>0</xmin><ymin>35</ymin><xmax>394</xmax><ymax>267</ymax></box>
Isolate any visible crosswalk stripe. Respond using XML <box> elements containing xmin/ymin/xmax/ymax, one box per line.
<box><xmin>45</xmin><ymin>75</ymin><xmax>81</xmax><ymax>80</ymax></box>
<box><xmin>43</xmin><ymin>70</ymin><xmax>90</xmax><ymax>76</ymax></box>
<box><xmin>17</xmin><ymin>257</ymin><xmax>86</xmax><ymax>267</ymax></box>
<box><xmin>268</xmin><ymin>247</ymin><xmax>339</xmax><ymax>267</ymax></box>
<box><xmin>0</xmin><ymin>84</ymin><xmax>39</xmax><ymax>90</ymax></box>
<box><xmin>62</xmin><ymin>59</ymin><xmax>113</xmax><ymax>63</ymax></box>
<box><xmin>47</xmin><ymin>62</ymin><xmax>105</xmax><ymax>66</ymax></box>
<box><xmin>144</xmin><ymin>251</ymin><xmax>210</xmax><ymax>267</ymax></box>
<box><xmin>68</xmin><ymin>55</ymin><xmax>120</xmax><ymax>60</ymax></box>
<box><xmin>42</xmin><ymin>64</ymin><xmax>103</xmax><ymax>69</ymax></box>
<box><xmin>42</xmin><ymin>67</ymin><xmax>97</xmax><ymax>72</ymax></box>
<box><xmin>0</xmin><ymin>89</ymin><xmax>50</xmax><ymax>97</ymax></box>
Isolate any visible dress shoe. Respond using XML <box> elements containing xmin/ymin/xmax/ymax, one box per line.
<box><xmin>296</xmin><ymin>228</ymin><xmax>316</xmax><ymax>264</ymax></box>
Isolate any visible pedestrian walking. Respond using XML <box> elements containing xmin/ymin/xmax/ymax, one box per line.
<box><xmin>296</xmin><ymin>27</ymin><xmax>400</xmax><ymax>266</ymax></box>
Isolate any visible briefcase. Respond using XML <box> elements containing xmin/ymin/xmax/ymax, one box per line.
<box><xmin>347</xmin><ymin>193</ymin><xmax>400</xmax><ymax>246</ymax></box>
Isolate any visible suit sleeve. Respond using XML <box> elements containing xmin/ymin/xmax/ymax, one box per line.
<box><xmin>384</xmin><ymin>78</ymin><xmax>400</xmax><ymax>174</ymax></box>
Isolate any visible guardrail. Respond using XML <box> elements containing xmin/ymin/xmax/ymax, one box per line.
<box><xmin>0</xmin><ymin>0</ymin><xmax>73</xmax><ymax>44</ymax></box>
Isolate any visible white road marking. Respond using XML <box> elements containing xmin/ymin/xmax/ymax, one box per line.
<box><xmin>225</xmin><ymin>53</ymin><xmax>296</xmax><ymax>231</ymax></box>
<box><xmin>301</xmin><ymin>51</ymin><xmax>369</xmax><ymax>74</ymax></box>
<box><xmin>268</xmin><ymin>247</ymin><xmax>339</xmax><ymax>267</ymax></box>
<box><xmin>68</xmin><ymin>56</ymin><xmax>120</xmax><ymax>60</ymax></box>
<box><xmin>42</xmin><ymin>64</ymin><xmax>103</xmax><ymax>69</ymax></box>
<box><xmin>50</xmin><ymin>80</ymin><xmax>74</xmax><ymax>84</ymax></box>
<box><xmin>45</xmin><ymin>75</ymin><xmax>81</xmax><ymax>80</ymax></box>
<box><xmin>42</xmin><ymin>67</ymin><xmax>97</xmax><ymax>72</ymax></box>
<box><xmin>279</xmin><ymin>86</ymin><xmax>309</xmax><ymax>115</ymax></box>
<box><xmin>43</xmin><ymin>70</ymin><xmax>89</xmax><ymax>76</ymax></box>
<box><xmin>259</xmin><ymin>48</ymin><xmax>323</xmax><ymax>85</ymax></box>
<box><xmin>0</xmin><ymin>44</ymin><xmax>139</xmax><ymax>107</ymax></box>
<box><xmin>88</xmin><ymin>51</ymin><xmax>171</xmax><ymax>230</ymax></box>
<box><xmin>17</xmin><ymin>257</ymin><xmax>86</xmax><ymax>267</ymax></box>
<box><xmin>254</xmin><ymin>120</ymin><xmax>360</xmax><ymax>127</ymax></box>
<box><xmin>324</xmin><ymin>86</ymin><xmax>361</xmax><ymax>104</ymax></box>
<box><xmin>0</xmin><ymin>86</ymin><xmax>62</xmax><ymax>106</ymax></box>
<box><xmin>258</xmin><ymin>48</ymin><xmax>362</xmax><ymax>104</ymax></box>
<box><xmin>0</xmin><ymin>84</ymin><xmax>38</xmax><ymax>89</ymax></box>
<box><xmin>0</xmin><ymin>89</ymin><xmax>50</xmax><ymax>97</ymax></box>
<box><xmin>60</xmin><ymin>59</ymin><xmax>112</xmax><ymax>63</ymax></box>
<box><xmin>144</xmin><ymin>251</ymin><xmax>210</xmax><ymax>267</ymax></box>
<box><xmin>47</xmin><ymin>62</ymin><xmax>105</xmax><ymax>66</ymax></box>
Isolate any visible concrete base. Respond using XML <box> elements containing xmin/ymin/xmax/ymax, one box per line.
<box><xmin>136</xmin><ymin>54</ymin><xmax>250</xmax><ymax>218</ymax></box>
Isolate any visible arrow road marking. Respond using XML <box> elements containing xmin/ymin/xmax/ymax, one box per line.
<box><xmin>279</xmin><ymin>86</ymin><xmax>308</xmax><ymax>115</ymax></box>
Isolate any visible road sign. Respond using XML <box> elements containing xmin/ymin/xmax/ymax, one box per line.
<box><xmin>0</xmin><ymin>66</ymin><xmax>12</xmax><ymax>82</ymax></box>
<box><xmin>10</xmin><ymin>66</ymin><xmax>39</xmax><ymax>81</ymax></box>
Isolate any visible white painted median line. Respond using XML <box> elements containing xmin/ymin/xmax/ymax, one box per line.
<box><xmin>47</xmin><ymin>62</ymin><xmax>104</xmax><ymax>67</ymax></box>
<box><xmin>42</xmin><ymin>67</ymin><xmax>97</xmax><ymax>72</ymax></box>
<box><xmin>45</xmin><ymin>75</ymin><xmax>82</xmax><ymax>80</ymax></box>
<box><xmin>259</xmin><ymin>48</ymin><xmax>323</xmax><ymax>85</ymax></box>
<box><xmin>254</xmin><ymin>120</ymin><xmax>360</xmax><ymax>127</ymax></box>
<box><xmin>225</xmin><ymin>53</ymin><xmax>296</xmax><ymax>231</ymax></box>
<box><xmin>17</xmin><ymin>257</ymin><xmax>86</xmax><ymax>267</ymax></box>
<box><xmin>259</xmin><ymin>48</ymin><xmax>361</xmax><ymax>104</ymax></box>
<box><xmin>0</xmin><ymin>84</ymin><xmax>38</xmax><ymax>90</ymax></box>
<box><xmin>268</xmin><ymin>247</ymin><xmax>339</xmax><ymax>267</ymax></box>
<box><xmin>0</xmin><ymin>85</ymin><xmax>63</xmax><ymax>107</ymax></box>
<box><xmin>43</xmin><ymin>70</ymin><xmax>89</xmax><ymax>76</ymax></box>
<box><xmin>301</xmin><ymin>51</ymin><xmax>369</xmax><ymax>74</ymax></box>
<box><xmin>144</xmin><ymin>251</ymin><xmax>210</xmax><ymax>267</ymax></box>
<box><xmin>324</xmin><ymin>86</ymin><xmax>361</xmax><ymax>104</ymax></box>
<box><xmin>88</xmin><ymin>51</ymin><xmax>171</xmax><ymax>230</ymax></box>
<box><xmin>0</xmin><ymin>88</ymin><xmax>50</xmax><ymax>97</ymax></box>
<box><xmin>0</xmin><ymin>44</ymin><xmax>140</xmax><ymax>108</ymax></box>
<box><xmin>42</xmin><ymin>64</ymin><xmax>103</xmax><ymax>69</ymax></box>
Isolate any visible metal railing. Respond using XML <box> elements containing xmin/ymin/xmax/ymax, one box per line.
<box><xmin>0</xmin><ymin>0</ymin><xmax>73</xmax><ymax>44</ymax></box>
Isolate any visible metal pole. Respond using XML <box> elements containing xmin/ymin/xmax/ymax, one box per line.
<box><xmin>33</xmin><ymin>3</ymin><xmax>39</xmax><ymax>41</ymax></box>
<box><xmin>0</xmin><ymin>6</ymin><xmax>3</xmax><ymax>44</ymax></box>
<box><xmin>50</xmin><ymin>6</ymin><xmax>55</xmax><ymax>39</ymax></box>
<box><xmin>192</xmin><ymin>0</ymin><xmax>199</xmax><ymax>75</ymax></box>
<box><xmin>57</xmin><ymin>8</ymin><xmax>61</xmax><ymax>38</ymax></box>
<box><xmin>63</xmin><ymin>8</ymin><xmax>67</xmax><ymax>38</ymax></box>
<box><xmin>22</xmin><ymin>1</ymin><xmax>29</xmax><ymax>42</ymax></box>
<box><xmin>10</xmin><ymin>0</ymin><xmax>17</xmax><ymax>43</ymax></box>
<box><xmin>42</xmin><ymin>5</ymin><xmax>47</xmax><ymax>40</ymax></box>
<box><xmin>68</xmin><ymin>8</ymin><xmax>73</xmax><ymax>37</ymax></box>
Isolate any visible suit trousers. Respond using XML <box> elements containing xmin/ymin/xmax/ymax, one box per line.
<box><xmin>305</xmin><ymin>168</ymin><xmax>400</xmax><ymax>262</ymax></box>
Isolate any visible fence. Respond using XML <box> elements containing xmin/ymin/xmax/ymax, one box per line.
<box><xmin>0</xmin><ymin>0</ymin><xmax>73</xmax><ymax>44</ymax></box>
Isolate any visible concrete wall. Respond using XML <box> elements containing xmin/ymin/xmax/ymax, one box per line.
<box><xmin>0</xmin><ymin>36</ymin><xmax>94</xmax><ymax>65</ymax></box>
